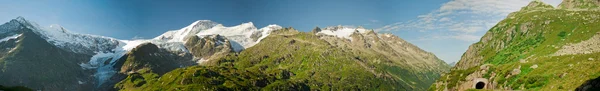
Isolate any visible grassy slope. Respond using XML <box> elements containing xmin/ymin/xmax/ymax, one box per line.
<box><xmin>117</xmin><ymin>28</ymin><xmax>443</xmax><ymax>91</ymax></box>
<box><xmin>432</xmin><ymin>8</ymin><xmax>600</xmax><ymax>90</ymax></box>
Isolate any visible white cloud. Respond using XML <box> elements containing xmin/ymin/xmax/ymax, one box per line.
<box><xmin>439</xmin><ymin>17</ymin><xmax>451</xmax><ymax>22</ymax></box>
<box><xmin>376</xmin><ymin>0</ymin><xmax>562</xmax><ymax>42</ymax></box>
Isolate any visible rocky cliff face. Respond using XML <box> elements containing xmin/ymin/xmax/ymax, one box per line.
<box><xmin>432</xmin><ymin>1</ymin><xmax>600</xmax><ymax>91</ymax></box>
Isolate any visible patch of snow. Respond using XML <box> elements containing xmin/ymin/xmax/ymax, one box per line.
<box><xmin>256</xmin><ymin>24</ymin><xmax>283</xmax><ymax>43</ymax></box>
<box><xmin>121</xmin><ymin>40</ymin><xmax>150</xmax><ymax>51</ymax></box>
<box><xmin>318</xmin><ymin>25</ymin><xmax>368</xmax><ymax>40</ymax></box>
<box><xmin>384</xmin><ymin>34</ymin><xmax>393</xmax><ymax>38</ymax></box>
<box><xmin>0</xmin><ymin>34</ymin><xmax>21</xmax><ymax>43</ymax></box>
<box><xmin>153</xmin><ymin>42</ymin><xmax>189</xmax><ymax>53</ymax></box>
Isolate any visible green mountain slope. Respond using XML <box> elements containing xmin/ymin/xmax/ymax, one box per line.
<box><xmin>431</xmin><ymin>1</ymin><xmax>600</xmax><ymax>91</ymax></box>
<box><xmin>116</xmin><ymin>28</ymin><xmax>450</xmax><ymax>91</ymax></box>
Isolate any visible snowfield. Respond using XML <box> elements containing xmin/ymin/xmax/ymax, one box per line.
<box><xmin>317</xmin><ymin>25</ymin><xmax>369</xmax><ymax>40</ymax></box>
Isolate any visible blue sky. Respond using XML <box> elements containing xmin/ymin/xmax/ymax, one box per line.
<box><xmin>0</xmin><ymin>0</ymin><xmax>562</xmax><ymax>63</ymax></box>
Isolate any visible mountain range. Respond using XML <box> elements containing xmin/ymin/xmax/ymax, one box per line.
<box><xmin>0</xmin><ymin>16</ymin><xmax>449</xmax><ymax>90</ymax></box>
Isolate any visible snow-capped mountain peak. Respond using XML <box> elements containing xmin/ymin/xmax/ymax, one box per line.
<box><xmin>153</xmin><ymin>20</ymin><xmax>282</xmax><ymax>52</ymax></box>
<box><xmin>184</xmin><ymin>20</ymin><xmax>220</xmax><ymax>31</ymax></box>
<box><xmin>196</xmin><ymin>22</ymin><xmax>257</xmax><ymax>37</ymax></box>
<box><xmin>154</xmin><ymin>20</ymin><xmax>219</xmax><ymax>42</ymax></box>
<box><xmin>194</xmin><ymin>22</ymin><xmax>281</xmax><ymax>52</ymax></box>
<box><xmin>13</xmin><ymin>16</ymin><xmax>42</xmax><ymax>31</ymax></box>
<box><xmin>0</xmin><ymin>17</ymin><xmax>122</xmax><ymax>55</ymax></box>
<box><xmin>15</xmin><ymin>16</ymin><xmax>27</xmax><ymax>23</ymax></box>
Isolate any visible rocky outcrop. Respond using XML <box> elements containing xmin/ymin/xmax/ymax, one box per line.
<box><xmin>184</xmin><ymin>34</ymin><xmax>233</xmax><ymax>65</ymax></box>
<box><xmin>311</xmin><ymin>27</ymin><xmax>322</xmax><ymax>34</ymax></box>
<box><xmin>554</xmin><ymin>32</ymin><xmax>600</xmax><ymax>56</ymax></box>
<box><xmin>454</xmin><ymin>43</ymin><xmax>485</xmax><ymax>70</ymax></box>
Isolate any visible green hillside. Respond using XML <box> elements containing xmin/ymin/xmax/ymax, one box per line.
<box><xmin>431</xmin><ymin>1</ymin><xmax>600</xmax><ymax>91</ymax></box>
